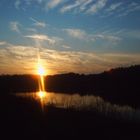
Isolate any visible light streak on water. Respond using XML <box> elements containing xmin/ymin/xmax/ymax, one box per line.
<box><xmin>32</xmin><ymin>35</ymin><xmax>47</xmax><ymax>109</ymax></box>
<box><xmin>22</xmin><ymin>35</ymin><xmax>140</xmax><ymax>121</ymax></box>
<box><xmin>16</xmin><ymin>92</ymin><xmax>140</xmax><ymax>122</ymax></box>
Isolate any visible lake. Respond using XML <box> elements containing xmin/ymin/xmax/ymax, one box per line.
<box><xmin>15</xmin><ymin>91</ymin><xmax>140</xmax><ymax>122</ymax></box>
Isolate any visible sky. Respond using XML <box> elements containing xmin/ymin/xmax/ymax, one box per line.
<box><xmin>0</xmin><ymin>0</ymin><xmax>140</xmax><ymax>75</ymax></box>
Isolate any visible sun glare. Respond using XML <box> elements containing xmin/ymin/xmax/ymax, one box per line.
<box><xmin>36</xmin><ymin>57</ymin><xmax>47</xmax><ymax>107</ymax></box>
<box><xmin>37</xmin><ymin>64</ymin><xmax>46</xmax><ymax>76</ymax></box>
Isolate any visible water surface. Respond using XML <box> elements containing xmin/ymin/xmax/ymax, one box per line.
<box><xmin>15</xmin><ymin>91</ymin><xmax>140</xmax><ymax>122</ymax></box>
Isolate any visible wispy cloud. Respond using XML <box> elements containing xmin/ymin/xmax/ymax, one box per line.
<box><xmin>13</xmin><ymin>0</ymin><xmax>140</xmax><ymax>17</ymax></box>
<box><xmin>0</xmin><ymin>41</ymin><xmax>7</xmax><ymax>46</ymax></box>
<box><xmin>119</xmin><ymin>29</ymin><xmax>140</xmax><ymax>40</ymax></box>
<box><xmin>30</xmin><ymin>17</ymin><xmax>46</xmax><ymax>28</ymax></box>
<box><xmin>0</xmin><ymin>43</ymin><xmax>140</xmax><ymax>74</ymax></box>
<box><xmin>106</xmin><ymin>2</ymin><xmax>122</xmax><ymax>12</ymax></box>
<box><xmin>9</xmin><ymin>21</ymin><xmax>21</xmax><ymax>33</ymax></box>
<box><xmin>15</xmin><ymin>0</ymin><xmax>33</xmax><ymax>10</ymax></box>
<box><xmin>79</xmin><ymin>0</ymin><xmax>93</xmax><ymax>12</ymax></box>
<box><xmin>25</xmin><ymin>34</ymin><xmax>55</xmax><ymax>44</ymax></box>
<box><xmin>64</xmin><ymin>28</ymin><xmax>121</xmax><ymax>44</ymax></box>
<box><xmin>86</xmin><ymin>0</ymin><xmax>107</xmax><ymax>14</ymax></box>
<box><xmin>62</xmin><ymin>45</ymin><xmax>71</xmax><ymax>49</ymax></box>
<box><xmin>60</xmin><ymin>0</ymin><xmax>81</xmax><ymax>13</ymax></box>
<box><xmin>0</xmin><ymin>45</ymin><xmax>37</xmax><ymax>74</ymax></box>
<box><xmin>94</xmin><ymin>34</ymin><xmax>121</xmax><ymax>43</ymax></box>
<box><xmin>60</xmin><ymin>0</ymin><xmax>94</xmax><ymax>13</ymax></box>
<box><xmin>46</xmin><ymin>0</ymin><xmax>64</xmax><ymax>10</ymax></box>
<box><xmin>15</xmin><ymin>0</ymin><xmax>21</xmax><ymax>9</ymax></box>
<box><xmin>118</xmin><ymin>2</ymin><xmax>140</xmax><ymax>17</ymax></box>
<box><xmin>26</xmin><ymin>28</ymin><xmax>37</xmax><ymax>33</ymax></box>
<box><xmin>64</xmin><ymin>28</ymin><xmax>87</xmax><ymax>40</ymax></box>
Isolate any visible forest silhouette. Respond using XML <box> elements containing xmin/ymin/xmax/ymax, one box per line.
<box><xmin>0</xmin><ymin>65</ymin><xmax>140</xmax><ymax>108</ymax></box>
<box><xmin>0</xmin><ymin>65</ymin><xmax>140</xmax><ymax>140</ymax></box>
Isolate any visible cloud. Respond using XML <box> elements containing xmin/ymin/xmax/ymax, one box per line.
<box><xmin>0</xmin><ymin>41</ymin><xmax>7</xmax><ymax>46</ymax></box>
<box><xmin>120</xmin><ymin>29</ymin><xmax>140</xmax><ymax>40</ymax></box>
<box><xmin>25</xmin><ymin>34</ymin><xmax>56</xmax><ymax>44</ymax></box>
<box><xmin>86</xmin><ymin>0</ymin><xmax>107</xmax><ymax>14</ymax></box>
<box><xmin>14</xmin><ymin>0</ymin><xmax>94</xmax><ymax>14</ymax></box>
<box><xmin>64</xmin><ymin>28</ymin><xmax>121</xmax><ymax>44</ymax></box>
<box><xmin>118</xmin><ymin>2</ymin><xmax>140</xmax><ymax>17</ymax></box>
<box><xmin>106</xmin><ymin>2</ymin><xmax>122</xmax><ymax>12</ymax></box>
<box><xmin>62</xmin><ymin>45</ymin><xmax>71</xmax><ymax>49</ymax></box>
<box><xmin>30</xmin><ymin>17</ymin><xmax>46</xmax><ymax>28</ymax></box>
<box><xmin>0</xmin><ymin>45</ymin><xmax>38</xmax><ymax>74</ymax></box>
<box><xmin>101</xmin><ymin>2</ymin><xmax>140</xmax><ymax>18</ymax></box>
<box><xmin>0</xmin><ymin>43</ymin><xmax>140</xmax><ymax>74</ymax></box>
<box><xmin>60</xmin><ymin>0</ymin><xmax>94</xmax><ymax>13</ymax></box>
<box><xmin>15</xmin><ymin>0</ymin><xmax>21</xmax><ymax>9</ymax></box>
<box><xmin>79</xmin><ymin>0</ymin><xmax>93</xmax><ymax>12</ymax></box>
<box><xmin>102</xmin><ymin>53</ymin><xmax>140</xmax><ymax>66</ymax></box>
<box><xmin>46</xmin><ymin>0</ymin><xmax>64</xmax><ymax>10</ymax></box>
<box><xmin>94</xmin><ymin>34</ymin><xmax>121</xmax><ymax>42</ymax></box>
<box><xmin>26</xmin><ymin>28</ymin><xmax>37</xmax><ymax>32</ymax></box>
<box><xmin>64</xmin><ymin>28</ymin><xmax>86</xmax><ymax>40</ymax></box>
<box><xmin>13</xmin><ymin>0</ymin><xmax>140</xmax><ymax>17</ymax></box>
<box><xmin>60</xmin><ymin>0</ymin><xmax>81</xmax><ymax>13</ymax></box>
<box><xmin>51</xmin><ymin>36</ymin><xmax>63</xmax><ymax>42</ymax></box>
<box><xmin>9</xmin><ymin>21</ymin><xmax>21</xmax><ymax>33</ymax></box>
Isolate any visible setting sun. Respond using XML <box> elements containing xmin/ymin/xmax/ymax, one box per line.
<box><xmin>36</xmin><ymin>56</ymin><xmax>47</xmax><ymax>76</ymax></box>
<box><xmin>37</xmin><ymin>64</ymin><xmax>46</xmax><ymax>76</ymax></box>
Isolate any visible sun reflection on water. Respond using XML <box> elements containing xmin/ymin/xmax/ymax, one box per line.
<box><xmin>36</xmin><ymin>91</ymin><xmax>47</xmax><ymax>110</ymax></box>
<box><xmin>37</xmin><ymin>91</ymin><xmax>47</xmax><ymax>99</ymax></box>
<box><xmin>15</xmin><ymin>91</ymin><xmax>140</xmax><ymax>122</ymax></box>
<box><xmin>36</xmin><ymin>56</ymin><xmax>47</xmax><ymax>110</ymax></box>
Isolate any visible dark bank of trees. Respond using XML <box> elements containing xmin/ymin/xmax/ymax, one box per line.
<box><xmin>0</xmin><ymin>65</ymin><xmax>140</xmax><ymax>140</ymax></box>
<box><xmin>0</xmin><ymin>65</ymin><xmax>140</xmax><ymax>107</ymax></box>
<box><xmin>46</xmin><ymin>65</ymin><xmax>140</xmax><ymax>108</ymax></box>
<box><xmin>0</xmin><ymin>75</ymin><xmax>39</xmax><ymax>93</ymax></box>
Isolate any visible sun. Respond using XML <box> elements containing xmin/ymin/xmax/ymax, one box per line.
<box><xmin>38</xmin><ymin>65</ymin><xmax>46</xmax><ymax>76</ymax></box>
<box><xmin>37</xmin><ymin>63</ymin><xmax>46</xmax><ymax>76</ymax></box>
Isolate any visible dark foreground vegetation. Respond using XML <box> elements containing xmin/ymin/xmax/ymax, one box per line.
<box><xmin>0</xmin><ymin>65</ymin><xmax>140</xmax><ymax>108</ymax></box>
<box><xmin>0</xmin><ymin>94</ymin><xmax>140</xmax><ymax>140</ymax></box>
<box><xmin>0</xmin><ymin>65</ymin><xmax>140</xmax><ymax>139</ymax></box>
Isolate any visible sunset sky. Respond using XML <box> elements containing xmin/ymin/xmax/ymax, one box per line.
<box><xmin>0</xmin><ymin>0</ymin><xmax>140</xmax><ymax>75</ymax></box>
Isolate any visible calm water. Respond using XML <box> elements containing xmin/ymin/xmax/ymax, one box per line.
<box><xmin>15</xmin><ymin>92</ymin><xmax>140</xmax><ymax>122</ymax></box>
